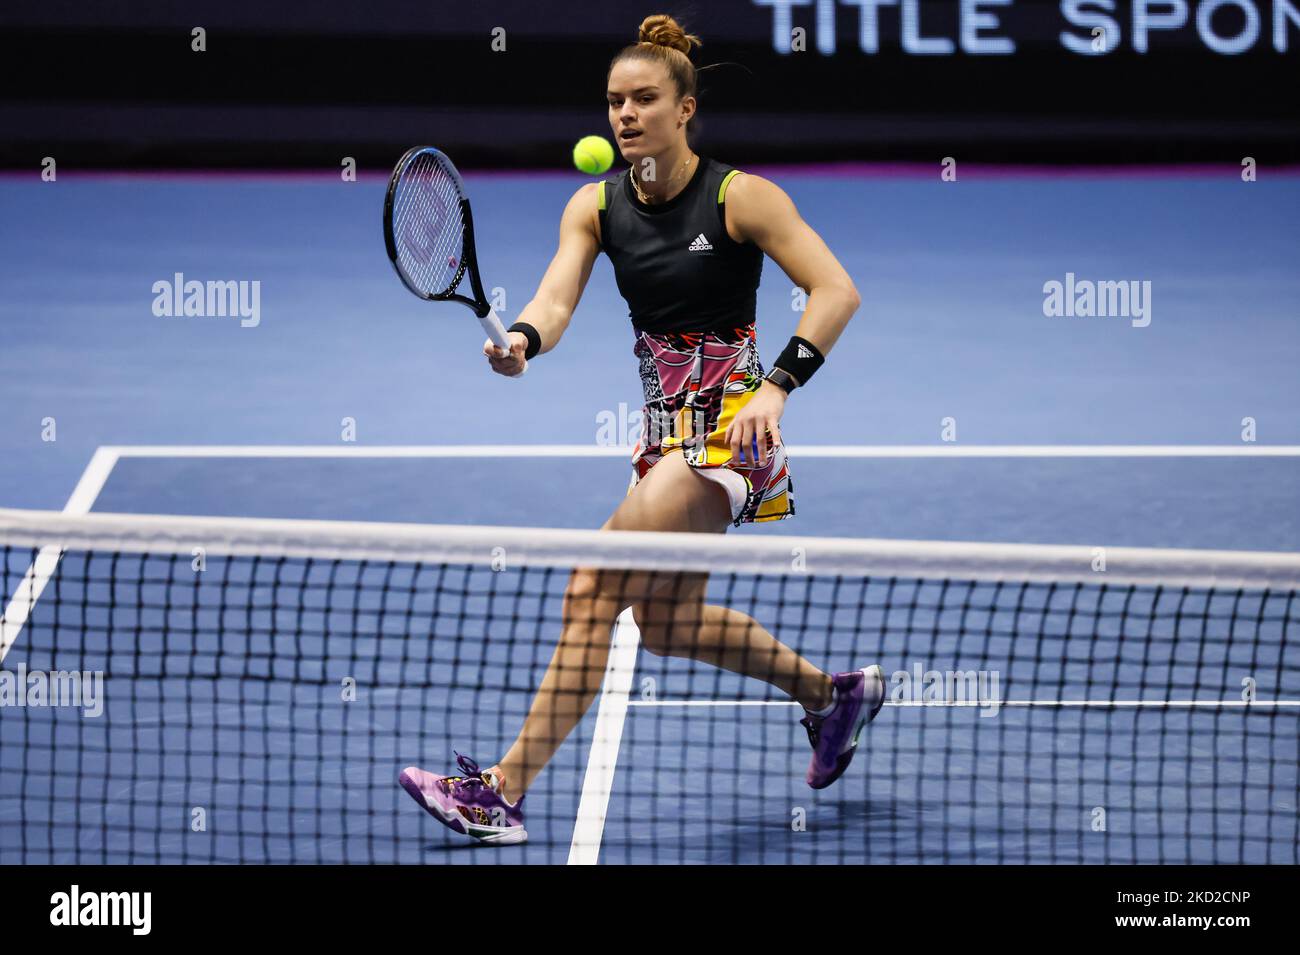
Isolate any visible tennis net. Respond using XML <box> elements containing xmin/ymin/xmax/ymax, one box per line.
<box><xmin>1</xmin><ymin>507</ymin><xmax>1297</xmax><ymax>864</ymax></box>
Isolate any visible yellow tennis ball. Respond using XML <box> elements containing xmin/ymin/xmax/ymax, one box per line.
<box><xmin>573</xmin><ymin>135</ymin><xmax>614</xmax><ymax>175</ymax></box>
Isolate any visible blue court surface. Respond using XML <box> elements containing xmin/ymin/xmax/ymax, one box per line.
<box><xmin>1</xmin><ymin>169</ymin><xmax>1298</xmax><ymax>864</ymax></box>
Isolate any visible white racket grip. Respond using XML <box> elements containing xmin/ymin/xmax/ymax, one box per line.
<box><xmin>480</xmin><ymin>306</ymin><xmax>526</xmax><ymax>376</ymax></box>
<box><xmin>480</xmin><ymin>307</ymin><xmax>511</xmax><ymax>351</ymax></box>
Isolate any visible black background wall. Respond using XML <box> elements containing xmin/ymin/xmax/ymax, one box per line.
<box><xmin>2</xmin><ymin>0</ymin><xmax>1296</xmax><ymax>168</ymax></box>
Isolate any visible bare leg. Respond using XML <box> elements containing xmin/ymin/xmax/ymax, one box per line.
<box><xmin>492</xmin><ymin>453</ymin><xmax>831</xmax><ymax>802</ymax></box>
<box><xmin>632</xmin><ymin>591</ymin><xmax>831</xmax><ymax>708</ymax></box>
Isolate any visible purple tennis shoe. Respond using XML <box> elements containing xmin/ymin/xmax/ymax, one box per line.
<box><xmin>800</xmin><ymin>665</ymin><xmax>886</xmax><ymax>789</ymax></box>
<box><xmin>399</xmin><ymin>752</ymin><xmax>527</xmax><ymax>845</ymax></box>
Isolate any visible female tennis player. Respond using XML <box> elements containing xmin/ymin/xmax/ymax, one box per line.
<box><xmin>400</xmin><ymin>14</ymin><xmax>884</xmax><ymax>845</ymax></box>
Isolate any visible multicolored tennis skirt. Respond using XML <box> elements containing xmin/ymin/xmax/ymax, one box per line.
<box><xmin>627</xmin><ymin>323</ymin><xmax>794</xmax><ymax>526</ymax></box>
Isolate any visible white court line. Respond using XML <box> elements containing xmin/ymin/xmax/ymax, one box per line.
<box><xmin>787</xmin><ymin>446</ymin><xmax>1300</xmax><ymax>458</ymax></box>
<box><xmin>110</xmin><ymin>444</ymin><xmax>634</xmax><ymax>458</ymax></box>
<box><xmin>104</xmin><ymin>444</ymin><xmax>1300</xmax><ymax>458</ymax></box>
<box><xmin>0</xmin><ymin>447</ymin><xmax>119</xmax><ymax>663</ymax></box>
<box><xmin>625</xmin><ymin>699</ymin><xmax>1300</xmax><ymax>707</ymax></box>
<box><xmin>567</xmin><ymin>608</ymin><xmax>641</xmax><ymax>866</ymax></box>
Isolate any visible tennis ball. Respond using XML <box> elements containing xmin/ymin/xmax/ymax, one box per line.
<box><xmin>573</xmin><ymin>135</ymin><xmax>614</xmax><ymax>175</ymax></box>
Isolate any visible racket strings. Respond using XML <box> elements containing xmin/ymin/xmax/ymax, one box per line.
<box><xmin>393</xmin><ymin>154</ymin><xmax>467</xmax><ymax>296</ymax></box>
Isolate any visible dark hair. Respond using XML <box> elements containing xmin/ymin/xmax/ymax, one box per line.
<box><xmin>608</xmin><ymin>15</ymin><xmax>704</xmax><ymax>139</ymax></box>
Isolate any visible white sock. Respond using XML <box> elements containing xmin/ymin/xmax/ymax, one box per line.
<box><xmin>484</xmin><ymin>770</ymin><xmax>517</xmax><ymax>807</ymax></box>
<box><xmin>807</xmin><ymin>686</ymin><xmax>837</xmax><ymax>717</ymax></box>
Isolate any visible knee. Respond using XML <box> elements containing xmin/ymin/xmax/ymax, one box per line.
<box><xmin>631</xmin><ymin>601</ymin><xmax>702</xmax><ymax>657</ymax></box>
<box><xmin>635</xmin><ymin>612</ymin><xmax>673</xmax><ymax>657</ymax></box>
<box><xmin>565</xmin><ymin>567</ymin><xmax>644</xmax><ymax>613</ymax></box>
<box><xmin>566</xmin><ymin>567</ymin><xmax>602</xmax><ymax>602</ymax></box>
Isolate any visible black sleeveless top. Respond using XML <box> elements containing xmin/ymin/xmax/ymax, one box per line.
<box><xmin>596</xmin><ymin>155</ymin><xmax>764</xmax><ymax>335</ymax></box>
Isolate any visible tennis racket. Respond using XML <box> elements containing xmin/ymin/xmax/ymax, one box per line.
<box><xmin>383</xmin><ymin>146</ymin><xmax>513</xmax><ymax>356</ymax></box>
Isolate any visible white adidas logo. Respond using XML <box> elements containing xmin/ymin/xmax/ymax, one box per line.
<box><xmin>796</xmin><ymin>343</ymin><xmax>814</xmax><ymax>359</ymax></box>
<box><xmin>687</xmin><ymin>233</ymin><xmax>713</xmax><ymax>252</ymax></box>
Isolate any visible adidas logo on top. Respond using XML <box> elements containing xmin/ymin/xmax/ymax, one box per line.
<box><xmin>796</xmin><ymin>343</ymin><xmax>814</xmax><ymax>359</ymax></box>
<box><xmin>687</xmin><ymin>233</ymin><xmax>713</xmax><ymax>251</ymax></box>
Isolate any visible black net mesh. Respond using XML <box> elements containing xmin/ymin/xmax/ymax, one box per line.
<box><xmin>1</xmin><ymin>515</ymin><xmax>1296</xmax><ymax>864</ymax></box>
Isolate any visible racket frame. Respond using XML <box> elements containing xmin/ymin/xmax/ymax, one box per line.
<box><xmin>383</xmin><ymin>146</ymin><xmax>511</xmax><ymax>352</ymax></box>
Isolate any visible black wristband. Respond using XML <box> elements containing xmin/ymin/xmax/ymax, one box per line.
<box><xmin>507</xmin><ymin>322</ymin><xmax>542</xmax><ymax>361</ymax></box>
<box><xmin>774</xmin><ymin>335</ymin><xmax>825</xmax><ymax>387</ymax></box>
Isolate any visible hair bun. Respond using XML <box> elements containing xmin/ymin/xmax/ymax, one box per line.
<box><xmin>637</xmin><ymin>14</ymin><xmax>702</xmax><ymax>55</ymax></box>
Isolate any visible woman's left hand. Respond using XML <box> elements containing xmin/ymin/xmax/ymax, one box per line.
<box><xmin>725</xmin><ymin>380</ymin><xmax>786</xmax><ymax>467</ymax></box>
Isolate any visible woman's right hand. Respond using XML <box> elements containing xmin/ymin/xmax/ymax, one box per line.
<box><xmin>484</xmin><ymin>331</ymin><xmax>529</xmax><ymax>377</ymax></box>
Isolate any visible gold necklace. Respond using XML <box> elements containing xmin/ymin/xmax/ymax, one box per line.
<box><xmin>631</xmin><ymin>152</ymin><xmax>696</xmax><ymax>205</ymax></box>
